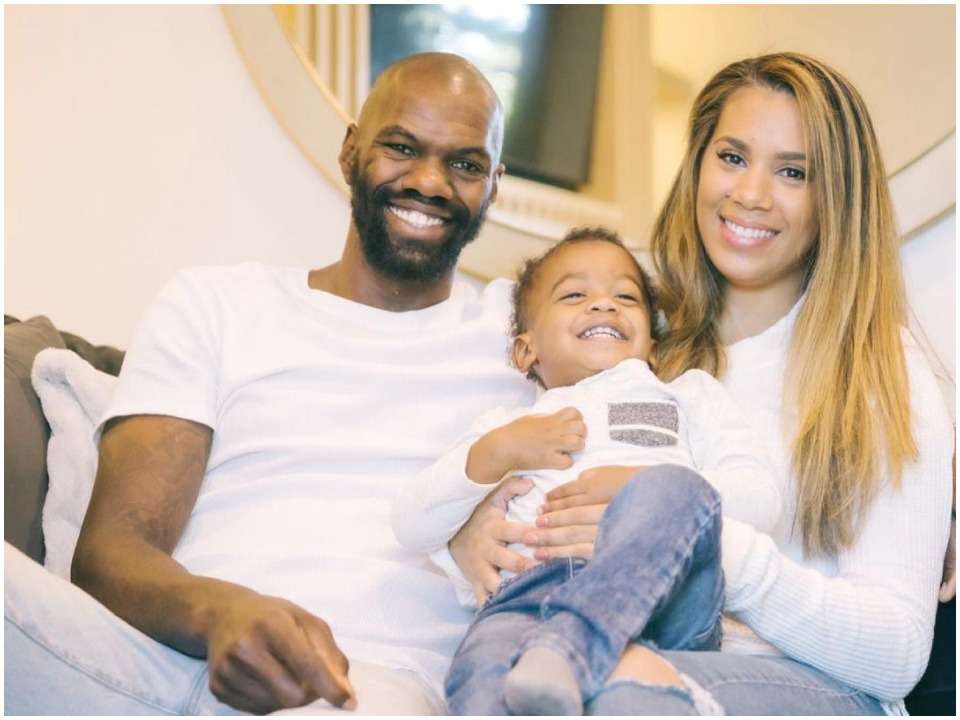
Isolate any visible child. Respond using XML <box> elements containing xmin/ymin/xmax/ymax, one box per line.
<box><xmin>392</xmin><ymin>227</ymin><xmax>780</xmax><ymax>715</ymax></box>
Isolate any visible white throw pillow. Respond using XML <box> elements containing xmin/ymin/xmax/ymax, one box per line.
<box><xmin>31</xmin><ymin>348</ymin><xmax>118</xmax><ymax>578</ymax></box>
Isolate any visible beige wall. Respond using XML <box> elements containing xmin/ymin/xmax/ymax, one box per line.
<box><xmin>5</xmin><ymin>4</ymin><xmax>954</xmax><ymax>363</ymax></box>
<box><xmin>648</xmin><ymin>4</ymin><xmax>955</xmax><ymax>211</ymax></box>
<box><xmin>583</xmin><ymin>5</ymin><xmax>955</xmax><ymax>230</ymax></box>
<box><xmin>582</xmin><ymin>5</ymin><xmax>655</xmax><ymax>243</ymax></box>
<box><xmin>5</xmin><ymin>5</ymin><xmax>349</xmax><ymax>346</ymax></box>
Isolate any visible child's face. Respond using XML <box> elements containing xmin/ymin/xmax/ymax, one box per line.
<box><xmin>513</xmin><ymin>240</ymin><xmax>655</xmax><ymax>389</ymax></box>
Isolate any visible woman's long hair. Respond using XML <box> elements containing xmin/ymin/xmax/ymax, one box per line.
<box><xmin>651</xmin><ymin>53</ymin><xmax>916</xmax><ymax>555</ymax></box>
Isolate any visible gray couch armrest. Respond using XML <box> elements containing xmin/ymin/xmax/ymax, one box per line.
<box><xmin>4</xmin><ymin>316</ymin><xmax>66</xmax><ymax>562</ymax></box>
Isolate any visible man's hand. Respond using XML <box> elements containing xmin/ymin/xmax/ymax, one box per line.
<box><xmin>466</xmin><ymin>408</ymin><xmax>586</xmax><ymax>484</ymax></box>
<box><xmin>206</xmin><ymin>589</ymin><xmax>356</xmax><ymax>714</ymax></box>
<box><xmin>449</xmin><ymin>477</ymin><xmax>537</xmax><ymax>605</ymax></box>
<box><xmin>525</xmin><ymin>465</ymin><xmax>646</xmax><ymax>561</ymax></box>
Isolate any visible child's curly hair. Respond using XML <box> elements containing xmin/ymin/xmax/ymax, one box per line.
<box><xmin>510</xmin><ymin>226</ymin><xmax>661</xmax><ymax>384</ymax></box>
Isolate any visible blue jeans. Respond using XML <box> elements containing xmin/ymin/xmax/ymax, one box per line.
<box><xmin>446</xmin><ymin>465</ymin><xmax>725</xmax><ymax>714</ymax></box>
<box><xmin>585</xmin><ymin>651</ymin><xmax>886</xmax><ymax>715</ymax></box>
<box><xmin>3</xmin><ymin>544</ymin><xmax>443</xmax><ymax>715</ymax></box>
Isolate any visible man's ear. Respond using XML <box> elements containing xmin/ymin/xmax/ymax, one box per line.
<box><xmin>511</xmin><ymin>333</ymin><xmax>538</xmax><ymax>374</ymax></box>
<box><xmin>489</xmin><ymin>163</ymin><xmax>505</xmax><ymax>205</ymax></box>
<box><xmin>338</xmin><ymin>123</ymin><xmax>359</xmax><ymax>184</ymax></box>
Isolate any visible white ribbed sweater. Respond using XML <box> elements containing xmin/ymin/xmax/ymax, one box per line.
<box><xmin>717</xmin><ymin>302</ymin><xmax>953</xmax><ymax>707</ymax></box>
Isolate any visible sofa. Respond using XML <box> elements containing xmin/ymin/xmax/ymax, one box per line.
<box><xmin>4</xmin><ymin>313</ymin><xmax>955</xmax><ymax>715</ymax></box>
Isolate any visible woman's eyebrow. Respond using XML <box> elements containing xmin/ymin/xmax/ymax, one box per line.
<box><xmin>714</xmin><ymin>135</ymin><xmax>805</xmax><ymax>162</ymax></box>
<box><xmin>714</xmin><ymin>135</ymin><xmax>749</xmax><ymax>153</ymax></box>
<box><xmin>775</xmin><ymin>150</ymin><xmax>806</xmax><ymax>162</ymax></box>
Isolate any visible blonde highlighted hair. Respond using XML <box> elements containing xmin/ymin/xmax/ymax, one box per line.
<box><xmin>651</xmin><ymin>52</ymin><xmax>916</xmax><ymax>555</ymax></box>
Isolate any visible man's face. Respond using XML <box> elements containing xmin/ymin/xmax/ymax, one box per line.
<box><xmin>344</xmin><ymin>76</ymin><xmax>503</xmax><ymax>282</ymax></box>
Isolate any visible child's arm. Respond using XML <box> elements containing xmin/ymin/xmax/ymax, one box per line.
<box><xmin>391</xmin><ymin>407</ymin><xmax>586</xmax><ymax>554</ymax></box>
<box><xmin>680</xmin><ymin>370</ymin><xmax>782</xmax><ymax>535</ymax></box>
<box><xmin>466</xmin><ymin>408</ymin><xmax>586</xmax><ymax>483</ymax></box>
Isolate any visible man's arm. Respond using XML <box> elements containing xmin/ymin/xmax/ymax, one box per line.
<box><xmin>72</xmin><ymin>415</ymin><xmax>355</xmax><ymax>713</ymax></box>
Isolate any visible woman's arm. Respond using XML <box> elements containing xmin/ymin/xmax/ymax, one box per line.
<box><xmin>939</xmin><ymin>459</ymin><xmax>955</xmax><ymax>601</ymax></box>
<box><xmin>721</xmin><ymin>343</ymin><xmax>953</xmax><ymax>701</ymax></box>
<box><xmin>681</xmin><ymin>370</ymin><xmax>782</xmax><ymax>534</ymax></box>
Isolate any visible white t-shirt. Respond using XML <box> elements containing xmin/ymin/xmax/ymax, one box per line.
<box><xmin>394</xmin><ymin>357</ymin><xmax>781</xmax><ymax>607</ymax></box>
<box><xmin>101</xmin><ymin>262</ymin><xmax>536</xmax><ymax>694</ymax></box>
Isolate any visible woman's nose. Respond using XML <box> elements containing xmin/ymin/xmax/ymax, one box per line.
<box><xmin>731</xmin><ymin>166</ymin><xmax>773</xmax><ymax>211</ymax></box>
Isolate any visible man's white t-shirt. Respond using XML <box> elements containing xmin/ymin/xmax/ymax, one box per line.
<box><xmin>100</xmin><ymin>262</ymin><xmax>536</xmax><ymax>693</ymax></box>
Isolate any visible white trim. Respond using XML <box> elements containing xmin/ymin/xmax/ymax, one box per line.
<box><xmin>334</xmin><ymin>5</ymin><xmax>352</xmax><ymax>112</ymax></box>
<box><xmin>353</xmin><ymin>5</ymin><xmax>370</xmax><ymax>117</ymax></box>
<box><xmin>313</xmin><ymin>5</ymin><xmax>332</xmax><ymax>88</ymax></box>
<box><xmin>889</xmin><ymin>132</ymin><xmax>956</xmax><ymax>240</ymax></box>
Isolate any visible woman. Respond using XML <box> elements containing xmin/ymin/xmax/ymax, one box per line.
<box><xmin>451</xmin><ymin>52</ymin><xmax>953</xmax><ymax>714</ymax></box>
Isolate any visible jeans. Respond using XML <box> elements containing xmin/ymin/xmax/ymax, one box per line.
<box><xmin>446</xmin><ymin>465</ymin><xmax>725</xmax><ymax>714</ymax></box>
<box><xmin>586</xmin><ymin>651</ymin><xmax>886</xmax><ymax>715</ymax></box>
<box><xmin>3</xmin><ymin>543</ymin><xmax>443</xmax><ymax>715</ymax></box>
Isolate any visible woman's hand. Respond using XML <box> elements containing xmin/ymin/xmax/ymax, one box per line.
<box><xmin>449</xmin><ymin>476</ymin><xmax>537</xmax><ymax>605</ymax></box>
<box><xmin>527</xmin><ymin>466</ymin><xmax>647</xmax><ymax>561</ymax></box>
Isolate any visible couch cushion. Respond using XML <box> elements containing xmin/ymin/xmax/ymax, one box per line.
<box><xmin>4</xmin><ymin>316</ymin><xmax>66</xmax><ymax>562</ymax></box>
<box><xmin>60</xmin><ymin>330</ymin><xmax>125</xmax><ymax>377</ymax></box>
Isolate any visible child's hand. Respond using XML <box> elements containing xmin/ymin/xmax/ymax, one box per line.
<box><xmin>466</xmin><ymin>408</ymin><xmax>586</xmax><ymax>484</ymax></box>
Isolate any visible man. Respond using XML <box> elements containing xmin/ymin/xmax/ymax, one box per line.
<box><xmin>4</xmin><ymin>52</ymin><xmax>536</xmax><ymax>714</ymax></box>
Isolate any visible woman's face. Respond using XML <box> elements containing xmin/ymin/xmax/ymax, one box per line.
<box><xmin>696</xmin><ymin>85</ymin><xmax>816</xmax><ymax>297</ymax></box>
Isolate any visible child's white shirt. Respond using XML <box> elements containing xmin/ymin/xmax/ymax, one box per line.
<box><xmin>393</xmin><ymin>358</ymin><xmax>780</xmax><ymax>609</ymax></box>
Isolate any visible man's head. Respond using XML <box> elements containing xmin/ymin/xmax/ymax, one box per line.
<box><xmin>339</xmin><ymin>53</ymin><xmax>505</xmax><ymax>283</ymax></box>
<box><xmin>511</xmin><ymin>227</ymin><xmax>660</xmax><ymax>389</ymax></box>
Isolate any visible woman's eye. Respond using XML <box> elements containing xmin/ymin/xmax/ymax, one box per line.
<box><xmin>780</xmin><ymin>166</ymin><xmax>806</xmax><ymax>181</ymax></box>
<box><xmin>719</xmin><ymin>150</ymin><xmax>745</xmax><ymax>167</ymax></box>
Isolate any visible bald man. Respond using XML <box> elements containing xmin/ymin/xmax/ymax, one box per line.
<box><xmin>5</xmin><ymin>53</ymin><xmax>536</xmax><ymax>715</ymax></box>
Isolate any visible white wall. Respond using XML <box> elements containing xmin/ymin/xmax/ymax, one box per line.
<box><xmin>6</xmin><ymin>3</ymin><xmax>956</xmax><ymax>394</ymax></box>
<box><xmin>5</xmin><ymin>5</ymin><xmax>350</xmax><ymax>346</ymax></box>
<box><xmin>650</xmin><ymin>5</ymin><xmax>956</xmax><ymax>210</ymax></box>
<box><xmin>901</xmin><ymin>212</ymin><xmax>956</xmax><ymax>417</ymax></box>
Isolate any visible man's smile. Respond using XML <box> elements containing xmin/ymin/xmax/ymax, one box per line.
<box><xmin>387</xmin><ymin>205</ymin><xmax>447</xmax><ymax>229</ymax></box>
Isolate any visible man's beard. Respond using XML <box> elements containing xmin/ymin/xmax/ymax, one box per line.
<box><xmin>350</xmin><ymin>166</ymin><xmax>490</xmax><ymax>282</ymax></box>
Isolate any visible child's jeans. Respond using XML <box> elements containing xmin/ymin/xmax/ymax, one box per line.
<box><xmin>445</xmin><ymin>464</ymin><xmax>724</xmax><ymax>715</ymax></box>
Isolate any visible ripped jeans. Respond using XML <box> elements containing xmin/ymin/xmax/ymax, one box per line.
<box><xmin>445</xmin><ymin>465</ymin><xmax>724</xmax><ymax>714</ymax></box>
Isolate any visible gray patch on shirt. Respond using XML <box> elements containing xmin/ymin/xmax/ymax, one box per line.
<box><xmin>608</xmin><ymin>402</ymin><xmax>679</xmax><ymax>432</ymax></box>
<box><xmin>610</xmin><ymin>428</ymin><xmax>677</xmax><ymax>447</ymax></box>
